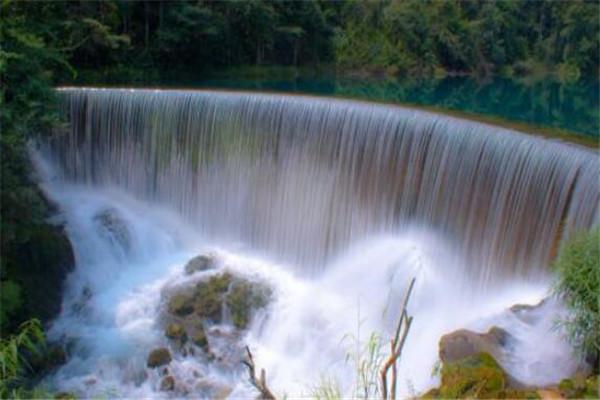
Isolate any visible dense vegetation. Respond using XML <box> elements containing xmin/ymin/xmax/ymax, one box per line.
<box><xmin>553</xmin><ymin>229</ymin><xmax>600</xmax><ymax>371</ymax></box>
<box><xmin>4</xmin><ymin>0</ymin><xmax>599</xmax><ymax>85</ymax></box>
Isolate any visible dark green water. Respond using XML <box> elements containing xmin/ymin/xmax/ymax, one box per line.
<box><xmin>196</xmin><ymin>72</ymin><xmax>599</xmax><ymax>139</ymax></box>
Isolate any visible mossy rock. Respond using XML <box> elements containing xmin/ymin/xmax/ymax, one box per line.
<box><xmin>168</xmin><ymin>292</ymin><xmax>195</xmax><ymax>316</ymax></box>
<box><xmin>190</xmin><ymin>325</ymin><xmax>208</xmax><ymax>349</ymax></box>
<box><xmin>559</xmin><ymin>376</ymin><xmax>600</xmax><ymax>399</ymax></box>
<box><xmin>431</xmin><ymin>352</ymin><xmax>541</xmax><ymax>399</ymax></box>
<box><xmin>225</xmin><ymin>280</ymin><xmax>270</xmax><ymax>329</ymax></box>
<box><xmin>185</xmin><ymin>254</ymin><xmax>216</xmax><ymax>275</ymax></box>
<box><xmin>165</xmin><ymin>322</ymin><xmax>186</xmax><ymax>341</ymax></box>
<box><xmin>54</xmin><ymin>392</ymin><xmax>77</xmax><ymax>400</ymax></box>
<box><xmin>193</xmin><ymin>273</ymin><xmax>233</xmax><ymax>321</ymax></box>
<box><xmin>584</xmin><ymin>375</ymin><xmax>599</xmax><ymax>398</ymax></box>
<box><xmin>147</xmin><ymin>347</ymin><xmax>172</xmax><ymax>368</ymax></box>
<box><xmin>439</xmin><ymin>352</ymin><xmax>506</xmax><ymax>398</ymax></box>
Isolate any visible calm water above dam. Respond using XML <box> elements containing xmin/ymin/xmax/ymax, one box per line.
<box><xmin>194</xmin><ymin>73</ymin><xmax>599</xmax><ymax>139</ymax></box>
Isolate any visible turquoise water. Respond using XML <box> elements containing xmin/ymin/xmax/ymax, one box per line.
<box><xmin>196</xmin><ymin>73</ymin><xmax>599</xmax><ymax>139</ymax></box>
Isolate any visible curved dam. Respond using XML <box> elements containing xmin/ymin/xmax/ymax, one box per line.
<box><xmin>35</xmin><ymin>88</ymin><xmax>599</xmax><ymax>397</ymax></box>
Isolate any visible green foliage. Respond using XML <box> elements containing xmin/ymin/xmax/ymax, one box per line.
<box><xmin>0</xmin><ymin>319</ymin><xmax>45</xmax><ymax>398</ymax></box>
<box><xmin>332</xmin><ymin>0</ymin><xmax>599</xmax><ymax>78</ymax></box>
<box><xmin>342</xmin><ymin>318</ymin><xmax>385</xmax><ymax>399</ymax></box>
<box><xmin>309</xmin><ymin>376</ymin><xmax>342</xmax><ymax>400</ymax></box>
<box><xmin>553</xmin><ymin>228</ymin><xmax>600</xmax><ymax>368</ymax></box>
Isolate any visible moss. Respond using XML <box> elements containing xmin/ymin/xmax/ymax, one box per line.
<box><xmin>191</xmin><ymin>325</ymin><xmax>208</xmax><ymax>349</ymax></box>
<box><xmin>438</xmin><ymin>352</ymin><xmax>506</xmax><ymax>399</ymax></box>
<box><xmin>559</xmin><ymin>376</ymin><xmax>600</xmax><ymax>399</ymax></box>
<box><xmin>425</xmin><ymin>352</ymin><xmax>543</xmax><ymax>399</ymax></box>
<box><xmin>192</xmin><ymin>273</ymin><xmax>233</xmax><ymax>321</ymax></box>
<box><xmin>584</xmin><ymin>375</ymin><xmax>599</xmax><ymax>398</ymax></box>
<box><xmin>164</xmin><ymin>322</ymin><xmax>186</xmax><ymax>341</ymax></box>
<box><xmin>167</xmin><ymin>292</ymin><xmax>195</xmax><ymax>316</ymax></box>
<box><xmin>225</xmin><ymin>280</ymin><xmax>270</xmax><ymax>329</ymax></box>
<box><xmin>147</xmin><ymin>347</ymin><xmax>172</xmax><ymax>368</ymax></box>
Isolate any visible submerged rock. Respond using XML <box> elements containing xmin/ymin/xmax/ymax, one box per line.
<box><xmin>185</xmin><ymin>254</ymin><xmax>217</xmax><ymax>275</ymax></box>
<box><xmin>160</xmin><ymin>375</ymin><xmax>175</xmax><ymax>391</ymax></box>
<box><xmin>160</xmin><ymin>269</ymin><xmax>272</xmax><ymax>374</ymax></box>
<box><xmin>440</xmin><ymin>326</ymin><xmax>511</xmax><ymax>364</ymax></box>
<box><xmin>147</xmin><ymin>347</ymin><xmax>172</xmax><ymax>368</ymax></box>
<box><xmin>94</xmin><ymin>207</ymin><xmax>131</xmax><ymax>250</ymax></box>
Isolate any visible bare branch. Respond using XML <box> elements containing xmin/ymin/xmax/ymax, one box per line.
<box><xmin>380</xmin><ymin>277</ymin><xmax>416</xmax><ymax>399</ymax></box>
<box><xmin>242</xmin><ymin>345</ymin><xmax>276</xmax><ymax>400</ymax></box>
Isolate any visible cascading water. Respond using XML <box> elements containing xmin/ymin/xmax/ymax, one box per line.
<box><xmin>34</xmin><ymin>88</ymin><xmax>599</xmax><ymax>398</ymax></box>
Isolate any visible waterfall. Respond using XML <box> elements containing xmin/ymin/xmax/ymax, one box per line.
<box><xmin>45</xmin><ymin>87</ymin><xmax>599</xmax><ymax>283</ymax></box>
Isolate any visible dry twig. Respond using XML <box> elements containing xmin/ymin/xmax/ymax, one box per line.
<box><xmin>242</xmin><ymin>345</ymin><xmax>276</xmax><ymax>400</ymax></box>
<box><xmin>379</xmin><ymin>277</ymin><xmax>416</xmax><ymax>400</ymax></box>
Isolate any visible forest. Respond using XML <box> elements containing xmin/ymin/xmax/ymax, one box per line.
<box><xmin>1</xmin><ymin>1</ymin><xmax>599</xmax><ymax>398</ymax></box>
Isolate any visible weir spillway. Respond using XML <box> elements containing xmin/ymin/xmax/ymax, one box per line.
<box><xmin>45</xmin><ymin>88</ymin><xmax>599</xmax><ymax>284</ymax></box>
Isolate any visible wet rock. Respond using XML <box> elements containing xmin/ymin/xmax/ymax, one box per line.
<box><xmin>54</xmin><ymin>392</ymin><xmax>77</xmax><ymax>400</ymax></box>
<box><xmin>433</xmin><ymin>352</ymin><xmax>541</xmax><ymax>399</ymax></box>
<box><xmin>509</xmin><ymin>298</ymin><xmax>547</xmax><ymax>324</ymax></box>
<box><xmin>160</xmin><ymin>375</ymin><xmax>175</xmax><ymax>391</ymax></box>
<box><xmin>185</xmin><ymin>254</ymin><xmax>216</xmax><ymax>275</ymax></box>
<box><xmin>439</xmin><ymin>326</ymin><xmax>511</xmax><ymax>364</ymax></box>
<box><xmin>84</xmin><ymin>377</ymin><xmax>97</xmax><ymax>386</ymax></box>
<box><xmin>147</xmin><ymin>347</ymin><xmax>172</xmax><ymax>368</ymax></box>
<box><xmin>165</xmin><ymin>322</ymin><xmax>187</xmax><ymax>341</ymax></box>
<box><xmin>168</xmin><ymin>291</ymin><xmax>195</xmax><ymax>316</ymax></box>
<box><xmin>226</xmin><ymin>280</ymin><xmax>270</xmax><ymax>329</ymax></box>
<box><xmin>195</xmin><ymin>378</ymin><xmax>233</xmax><ymax>400</ymax></box>
<box><xmin>94</xmin><ymin>208</ymin><xmax>131</xmax><ymax>250</ymax></box>
<box><xmin>190</xmin><ymin>324</ymin><xmax>208</xmax><ymax>349</ymax></box>
<box><xmin>558</xmin><ymin>375</ymin><xmax>599</xmax><ymax>399</ymax></box>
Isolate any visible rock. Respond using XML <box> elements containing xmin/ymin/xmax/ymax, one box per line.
<box><xmin>168</xmin><ymin>291</ymin><xmax>195</xmax><ymax>316</ymax></box>
<box><xmin>94</xmin><ymin>208</ymin><xmax>131</xmax><ymax>250</ymax></box>
<box><xmin>195</xmin><ymin>378</ymin><xmax>233</xmax><ymax>400</ymax></box>
<box><xmin>558</xmin><ymin>375</ymin><xmax>599</xmax><ymax>399</ymax></box>
<box><xmin>147</xmin><ymin>347</ymin><xmax>172</xmax><ymax>368</ymax></box>
<box><xmin>437</xmin><ymin>352</ymin><xmax>507</xmax><ymax>398</ymax></box>
<box><xmin>190</xmin><ymin>324</ymin><xmax>208</xmax><ymax>349</ymax></box>
<box><xmin>160</xmin><ymin>375</ymin><xmax>175</xmax><ymax>391</ymax></box>
<box><xmin>510</xmin><ymin>298</ymin><xmax>547</xmax><ymax>324</ymax></box>
<box><xmin>225</xmin><ymin>279</ymin><xmax>270</xmax><ymax>329</ymax></box>
<box><xmin>165</xmin><ymin>322</ymin><xmax>187</xmax><ymax>341</ymax></box>
<box><xmin>185</xmin><ymin>254</ymin><xmax>216</xmax><ymax>275</ymax></box>
<box><xmin>439</xmin><ymin>326</ymin><xmax>511</xmax><ymax>364</ymax></box>
<box><xmin>54</xmin><ymin>392</ymin><xmax>77</xmax><ymax>400</ymax></box>
<box><xmin>193</xmin><ymin>273</ymin><xmax>233</xmax><ymax>322</ymax></box>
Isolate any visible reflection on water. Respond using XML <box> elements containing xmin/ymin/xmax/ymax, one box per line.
<box><xmin>197</xmin><ymin>73</ymin><xmax>599</xmax><ymax>138</ymax></box>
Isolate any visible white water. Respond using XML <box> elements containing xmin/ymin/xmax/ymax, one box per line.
<box><xmin>33</xmin><ymin>88</ymin><xmax>597</xmax><ymax>398</ymax></box>
<box><xmin>34</xmin><ymin>153</ymin><xmax>582</xmax><ymax>399</ymax></box>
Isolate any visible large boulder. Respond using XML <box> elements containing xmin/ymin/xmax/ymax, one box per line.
<box><xmin>439</xmin><ymin>327</ymin><xmax>510</xmax><ymax>364</ymax></box>
<box><xmin>147</xmin><ymin>347</ymin><xmax>172</xmax><ymax>368</ymax></box>
<box><xmin>423</xmin><ymin>352</ymin><xmax>540</xmax><ymax>399</ymax></box>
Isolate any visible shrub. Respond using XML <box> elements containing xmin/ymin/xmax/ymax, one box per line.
<box><xmin>553</xmin><ymin>228</ymin><xmax>600</xmax><ymax>369</ymax></box>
